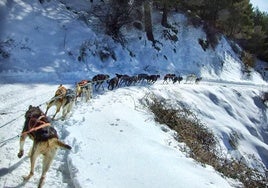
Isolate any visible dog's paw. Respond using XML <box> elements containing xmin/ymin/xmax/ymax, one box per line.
<box><xmin>17</xmin><ymin>151</ymin><xmax>24</xmax><ymax>158</ymax></box>
<box><xmin>23</xmin><ymin>173</ymin><xmax>33</xmax><ymax>181</ymax></box>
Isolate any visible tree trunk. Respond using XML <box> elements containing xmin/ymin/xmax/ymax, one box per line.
<box><xmin>161</xmin><ymin>2</ymin><xmax>169</xmax><ymax>28</ymax></box>
<box><xmin>144</xmin><ymin>1</ymin><xmax>155</xmax><ymax>42</ymax></box>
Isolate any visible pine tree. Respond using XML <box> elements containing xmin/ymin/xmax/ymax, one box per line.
<box><xmin>223</xmin><ymin>0</ymin><xmax>254</xmax><ymax>39</ymax></box>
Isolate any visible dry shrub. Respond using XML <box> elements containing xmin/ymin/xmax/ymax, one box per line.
<box><xmin>242</xmin><ymin>51</ymin><xmax>255</xmax><ymax>69</ymax></box>
<box><xmin>148</xmin><ymin>97</ymin><xmax>218</xmax><ymax>164</ymax></box>
<box><xmin>146</xmin><ymin>96</ymin><xmax>267</xmax><ymax>188</ymax></box>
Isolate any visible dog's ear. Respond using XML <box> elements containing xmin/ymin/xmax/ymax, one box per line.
<box><xmin>28</xmin><ymin>105</ymin><xmax>32</xmax><ymax>109</ymax></box>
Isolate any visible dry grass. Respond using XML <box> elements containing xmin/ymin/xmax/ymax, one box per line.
<box><xmin>146</xmin><ymin>96</ymin><xmax>267</xmax><ymax>188</ymax></box>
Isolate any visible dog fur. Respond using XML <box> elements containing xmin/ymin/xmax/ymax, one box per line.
<box><xmin>107</xmin><ymin>74</ymin><xmax>122</xmax><ymax>90</ymax></box>
<box><xmin>163</xmin><ymin>74</ymin><xmax>176</xmax><ymax>84</ymax></box>
<box><xmin>172</xmin><ymin>76</ymin><xmax>183</xmax><ymax>84</ymax></box>
<box><xmin>185</xmin><ymin>74</ymin><xmax>202</xmax><ymax>84</ymax></box>
<box><xmin>45</xmin><ymin>85</ymin><xmax>75</xmax><ymax>120</ymax></box>
<box><xmin>185</xmin><ymin>74</ymin><xmax>197</xmax><ymax>84</ymax></box>
<box><xmin>61</xmin><ymin>88</ymin><xmax>76</xmax><ymax>119</ymax></box>
<box><xmin>145</xmin><ymin>74</ymin><xmax>159</xmax><ymax>84</ymax></box>
<box><xmin>195</xmin><ymin>77</ymin><xmax>202</xmax><ymax>84</ymax></box>
<box><xmin>75</xmin><ymin>80</ymin><xmax>93</xmax><ymax>102</ymax></box>
<box><xmin>18</xmin><ymin>105</ymin><xmax>71</xmax><ymax>188</ymax></box>
<box><xmin>92</xmin><ymin>74</ymin><xmax>110</xmax><ymax>90</ymax></box>
<box><xmin>137</xmin><ymin>73</ymin><xmax>149</xmax><ymax>83</ymax></box>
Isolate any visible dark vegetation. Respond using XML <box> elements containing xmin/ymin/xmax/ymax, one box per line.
<box><xmin>145</xmin><ymin>96</ymin><xmax>267</xmax><ymax>188</ymax></box>
<box><xmin>179</xmin><ymin>0</ymin><xmax>268</xmax><ymax>63</ymax></box>
<box><xmin>63</xmin><ymin>0</ymin><xmax>268</xmax><ymax>66</ymax></box>
<box><xmin>3</xmin><ymin>0</ymin><xmax>268</xmax><ymax>67</ymax></box>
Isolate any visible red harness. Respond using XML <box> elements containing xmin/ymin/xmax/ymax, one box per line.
<box><xmin>22</xmin><ymin>115</ymin><xmax>50</xmax><ymax>136</ymax></box>
<box><xmin>78</xmin><ymin>80</ymin><xmax>89</xmax><ymax>87</ymax></box>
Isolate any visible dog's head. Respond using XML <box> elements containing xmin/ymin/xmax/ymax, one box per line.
<box><xmin>55</xmin><ymin>85</ymin><xmax>67</xmax><ymax>97</ymax></box>
<box><xmin>25</xmin><ymin>105</ymin><xmax>43</xmax><ymax>119</ymax></box>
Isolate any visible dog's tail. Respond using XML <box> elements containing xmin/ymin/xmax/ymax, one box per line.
<box><xmin>56</xmin><ymin>140</ymin><xmax>72</xmax><ymax>150</ymax></box>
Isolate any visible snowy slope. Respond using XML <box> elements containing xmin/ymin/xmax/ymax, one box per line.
<box><xmin>0</xmin><ymin>0</ymin><xmax>267</xmax><ymax>188</ymax></box>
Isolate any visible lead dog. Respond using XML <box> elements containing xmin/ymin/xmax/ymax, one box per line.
<box><xmin>18</xmin><ymin>105</ymin><xmax>71</xmax><ymax>188</ymax></box>
<box><xmin>185</xmin><ymin>74</ymin><xmax>197</xmax><ymax>84</ymax></box>
<box><xmin>185</xmin><ymin>74</ymin><xmax>202</xmax><ymax>84</ymax></box>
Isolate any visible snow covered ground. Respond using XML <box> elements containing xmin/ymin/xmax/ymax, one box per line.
<box><xmin>0</xmin><ymin>0</ymin><xmax>267</xmax><ymax>188</ymax></box>
<box><xmin>0</xmin><ymin>80</ymin><xmax>267</xmax><ymax>188</ymax></box>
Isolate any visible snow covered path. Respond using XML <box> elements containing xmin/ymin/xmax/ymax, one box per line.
<box><xmin>0</xmin><ymin>80</ymin><xmax>267</xmax><ymax>188</ymax></box>
<box><xmin>0</xmin><ymin>84</ymin><xmax>73</xmax><ymax>188</ymax></box>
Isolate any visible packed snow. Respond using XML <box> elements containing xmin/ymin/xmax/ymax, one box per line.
<box><xmin>0</xmin><ymin>0</ymin><xmax>267</xmax><ymax>188</ymax></box>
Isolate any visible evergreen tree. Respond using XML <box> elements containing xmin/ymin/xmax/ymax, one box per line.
<box><xmin>223</xmin><ymin>0</ymin><xmax>254</xmax><ymax>39</ymax></box>
<box><xmin>249</xmin><ymin>8</ymin><xmax>268</xmax><ymax>61</ymax></box>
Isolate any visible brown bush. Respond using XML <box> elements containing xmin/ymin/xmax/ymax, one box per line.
<box><xmin>146</xmin><ymin>96</ymin><xmax>267</xmax><ymax>188</ymax></box>
<box><xmin>241</xmin><ymin>51</ymin><xmax>255</xmax><ymax>69</ymax></box>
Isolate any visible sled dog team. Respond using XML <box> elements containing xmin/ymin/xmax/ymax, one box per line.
<box><xmin>17</xmin><ymin>73</ymin><xmax>201</xmax><ymax>188</ymax></box>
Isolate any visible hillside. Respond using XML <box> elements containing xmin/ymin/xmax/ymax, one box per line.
<box><xmin>0</xmin><ymin>0</ymin><xmax>267</xmax><ymax>188</ymax></box>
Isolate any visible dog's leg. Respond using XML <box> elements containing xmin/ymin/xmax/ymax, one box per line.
<box><xmin>18</xmin><ymin>134</ymin><xmax>27</xmax><ymax>158</ymax></box>
<box><xmin>89</xmin><ymin>87</ymin><xmax>93</xmax><ymax>99</ymax></box>
<box><xmin>97</xmin><ymin>82</ymin><xmax>101</xmax><ymax>91</ymax></box>
<box><xmin>52</xmin><ymin>103</ymin><xmax>61</xmax><ymax>120</ymax></box>
<box><xmin>45</xmin><ymin>101</ymin><xmax>53</xmax><ymax>115</ymax></box>
<box><xmin>94</xmin><ymin>82</ymin><xmax>99</xmax><ymax>90</ymax></box>
<box><xmin>45</xmin><ymin>107</ymin><xmax>48</xmax><ymax>115</ymax></box>
<box><xmin>23</xmin><ymin>142</ymin><xmax>39</xmax><ymax>181</ymax></box>
<box><xmin>38</xmin><ymin>149</ymin><xmax>57</xmax><ymax>188</ymax></box>
<box><xmin>61</xmin><ymin>105</ymin><xmax>67</xmax><ymax>120</ymax></box>
<box><xmin>75</xmin><ymin>87</ymin><xmax>80</xmax><ymax>103</ymax></box>
<box><xmin>81</xmin><ymin>88</ymin><xmax>85</xmax><ymax>102</ymax></box>
<box><xmin>101</xmin><ymin>81</ymin><xmax>105</xmax><ymax>90</ymax></box>
<box><xmin>86</xmin><ymin>90</ymin><xmax>90</xmax><ymax>102</ymax></box>
<box><xmin>65</xmin><ymin>104</ymin><xmax>71</xmax><ymax>117</ymax></box>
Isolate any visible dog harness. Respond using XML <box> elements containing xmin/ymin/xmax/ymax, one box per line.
<box><xmin>23</xmin><ymin>115</ymin><xmax>58</xmax><ymax>141</ymax></box>
<box><xmin>78</xmin><ymin>80</ymin><xmax>89</xmax><ymax>86</ymax></box>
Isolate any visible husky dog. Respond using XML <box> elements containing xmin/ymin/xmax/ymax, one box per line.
<box><xmin>185</xmin><ymin>74</ymin><xmax>197</xmax><ymax>84</ymax></box>
<box><xmin>92</xmin><ymin>74</ymin><xmax>110</xmax><ymax>90</ymax></box>
<box><xmin>107</xmin><ymin>74</ymin><xmax>122</xmax><ymax>90</ymax></box>
<box><xmin>61</xmin><ymin>89</ymin><xmax>76</xmax><ymax>119</ymax></box>
<box><xmin>195</xmin><ymin>77</ymin><xmax>202</xmax><ymax>84</ymax></box>
<box><xmin>137</xmin><ymin>73</ymin><xmax>149</xmax><ymax>83</ymax></box>
<box><xmin>45</xmin><ymin>85</ymin><xmax>75</xmax><ymax>119</ymax></box>
<box><xmin>172</xmin><ymin>76</ymin><xmax>183</xmax><ymax>84</ymax></box>
<box><xmin>76</xmin><ymin>80</ymin><xmax>93</xmax><ymax>102</ymax></box>
<box><xmin>147</xmin><ymin>74</ymin><xmax>160</xmax><ymax>83</ymax></box>
<box><xmin>118</xmin><ymin>74</ymin><xmax>131</xmax><ymax>86</ymax></box>
<box><xmin>18</xmin><ymin>105</ymin><xmax>71</xmax><ymax>188</ymax></box>
<box><xmin>163</xmin><ymin>74</ymin><xmax>176</xmax><ymax>84</ymax></box>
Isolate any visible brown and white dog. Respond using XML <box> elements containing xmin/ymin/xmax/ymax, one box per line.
<box><xmin>45</xmin><ymin>85</ymin><xmax>75</xmax><ymax>120</ymax></box>
<box><xmin>18</xmin><ymin>105</ymin><xmax>71</xmax><ymax>188</ymax></box>
<box><xmin>75</xmin><ymin>80</ymin><xmax>93</xmax><ymax>102</ymax></box>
